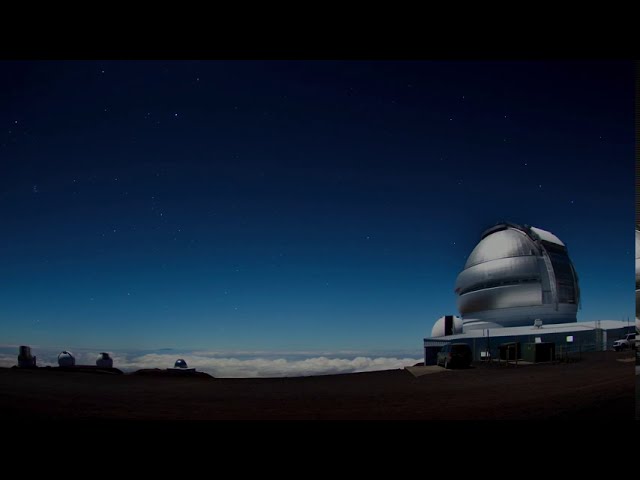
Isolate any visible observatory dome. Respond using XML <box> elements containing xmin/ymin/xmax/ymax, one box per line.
<box><xmin>431</xmin><ymin>315</ymin><xmax>463</xmax><ymax>337</ymax></box>
<box><xmin>96</xmin><ymin>352</ymin><xmax>113</xmax><ymax>368</ymax></box>
<box><xmin>455</xmin><ymin>222</ymin><xmax>579</xmax><ymax>330</ymax></box>
<box><xmin>58</xmin><ymin>351</ymin><xmax>75</xmax><ymax>367</ymax></box>
<box><xmin>174</xmin><ymin>359</ymin><xmax>188</xmax><ymax>369</ymax></box>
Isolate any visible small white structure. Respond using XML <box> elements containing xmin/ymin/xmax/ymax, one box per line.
<box><xmin>431</xmin><ymin>315</ymin><xmax>464</xmax><ymax>337</ymax></box>
<box><xmin>18</xmin><ymin>345</ymin><xmax>37</xmax><ymax>368</ymax></box>
<box><xmin>96</xmin><ymin>352</ymin><xmax>113</xmax><ymax>368</ymax></box>
<box><xmin>58</xmin><ymin>351</ymin><xmax>75</xmax><ymax>367</ymax></box>
<box><xmin>169</xmin><ymin>358</ymin><xmax>195</xmax><ymax>372</ymax></box>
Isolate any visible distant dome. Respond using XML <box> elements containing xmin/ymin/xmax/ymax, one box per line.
<box><xmin>174</xmin><ymin>359</ymin><xmax>188</xmax><ymax>368</ymax></box>
<box><xmin>58</xmin><ymin>351</ymin><xmax>75</xmax><ymax>367</ymax></box>
<box><xmin>431</xmin><ymin>315</ymin><xmax>463</xmax><ymax>337</ymax></box>
<box><xmin>18</xmin><ymin>345</ymin><xmax>36</xmax><ymax>368</ymax></box>
<box><xmin>96</xmin><ymin>352</ymin><xmax>113</xmax><ymax>368</ymax></box>
<box><xmin>455</xmin><ymin>222</ymin><xmax>579</xmax><ymax>329</ymax></box>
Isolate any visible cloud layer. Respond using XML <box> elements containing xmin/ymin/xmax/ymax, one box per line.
<box><xmin>0</xmin><ymin>348</ymin><xmax>421</xmax><ymax>378</ymax></box>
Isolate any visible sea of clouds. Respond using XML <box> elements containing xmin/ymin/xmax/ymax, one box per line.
<box><xmin>0</xmin><ymin>345</ymin><xmax>421</xmax><ymax>378</ymax></box>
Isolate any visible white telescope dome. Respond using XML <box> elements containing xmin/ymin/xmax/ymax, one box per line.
<box><xmin>58</xmin><ymin>351</ymin><xmax>75</xmax><ymax>367</ymax></box>
<box><xmin>455</xmin><ymin>222</ymin><xmax>579</xmax><ymax>330</ymax></box>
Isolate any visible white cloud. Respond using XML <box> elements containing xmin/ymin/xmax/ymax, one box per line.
<box><xmin>113</xmin><ymin>353</ymin><xmax>421</xmax><ymax>377</ymax></box>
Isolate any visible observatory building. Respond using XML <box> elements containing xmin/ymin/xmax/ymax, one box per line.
<box><xmin>17</xmin><ymin>346</ymin><xmax>36</xmax><ymax>368</ymax></box>
<box><xmin>423</xmin><ymin>222</ymin><xmax>633</xmax><ymax>364</ymax></box>
<box><xmin>96</xmin><ymin>352</ymin><xmax>113</xmax><ymax>368</ymax></box>
<box><xmin>455</xmin><ymin>222</ymin><xmax>579</xmax><ymax>330</ymax></box>
<box><xmin>58</xmin><ymin>351</ymin><xmax>75</xmax><ymax>367</ymax></box>
<box><xmin>168</xmin><ymin>358</ymin><xmax>196</xmax><ymax>372</ymax></box>
<box><xmin>636</xmin><ymin>225</ymin><xmax>640</xmax><ymax>331</ymax></box>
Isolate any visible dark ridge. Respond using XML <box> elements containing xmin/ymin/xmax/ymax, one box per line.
<box><xmin>11</xmin><ymin>365</ymin><xmax>124</xmax><ymax>375</ymax></box>
<box><xmin>132</xmin><ymin>368</ymin><xmax>214</xmax><ymax>379</ymax></box>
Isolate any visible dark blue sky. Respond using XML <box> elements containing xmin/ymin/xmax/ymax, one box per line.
<box><xmin>0</xmin><ymin>61</ymin><xmax>634</xmax><ymax>352</ymax></box>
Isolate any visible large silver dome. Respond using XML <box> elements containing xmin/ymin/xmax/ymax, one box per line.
<box><xmin>455</xmin><ymin>222</ymin><xmax>579</xmax><ymax>329</ymax></box>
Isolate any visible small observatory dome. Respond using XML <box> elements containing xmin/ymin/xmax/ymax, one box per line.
<box><xmin>58</xmin><ymin>351</ymin><xmax>75</xmax><ymax>367</ymax></box>
<box><xmin>431</xmin><ymin>315</ymin><xmax>463</xmax><ymax>338</ymax></box>
<box><xmin>455</xmin><ymin>222</ymin><xmax>579</xmax><ymax>330</ymax></box>
<box><xmin>174</xmin><ymin>359</ymin><xmax>188</xmax><ymax>369</ymax></box>
<box><xmin>96</xmin><ymin>352</ymin><xmax>113</xmax><ymax>368</ymax></box>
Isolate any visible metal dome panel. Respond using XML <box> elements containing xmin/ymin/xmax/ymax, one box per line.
<box><xmin>464</xmin><ymin>228</ymin><xmax>537</xmax><ymax>269</ymax></box>
<box><xmin>455</xmin><ymin>223</ymin><xmax>579</xmax><ymax>328</ymax></box>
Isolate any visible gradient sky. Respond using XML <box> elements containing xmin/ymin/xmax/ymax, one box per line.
<box><xmin>0</xmin><ymin>60</ymin><xmax>634</xmax><ymax>353</ymax></box>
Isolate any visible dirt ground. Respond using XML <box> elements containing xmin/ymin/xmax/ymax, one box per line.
<box><xmin>0</xmin><ymin>350</ymin><xmax>635</xmax><ymax>421</ymax></box>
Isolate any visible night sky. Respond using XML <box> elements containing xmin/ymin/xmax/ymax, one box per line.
<box><xmin>0</xmin><ymin>61</ymin><xmax>634</xmax><ymax>354</ymax></box>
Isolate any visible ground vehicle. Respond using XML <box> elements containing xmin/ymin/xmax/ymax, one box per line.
<box><xmin>612</xmin><ymin>333</ymin><xmax>636</xmax><ymax>351</ymax></box>
<box><xmin>437</xmin><ymin>343</ymin><xmax>472</xmax><ymax>369</ymax></box>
